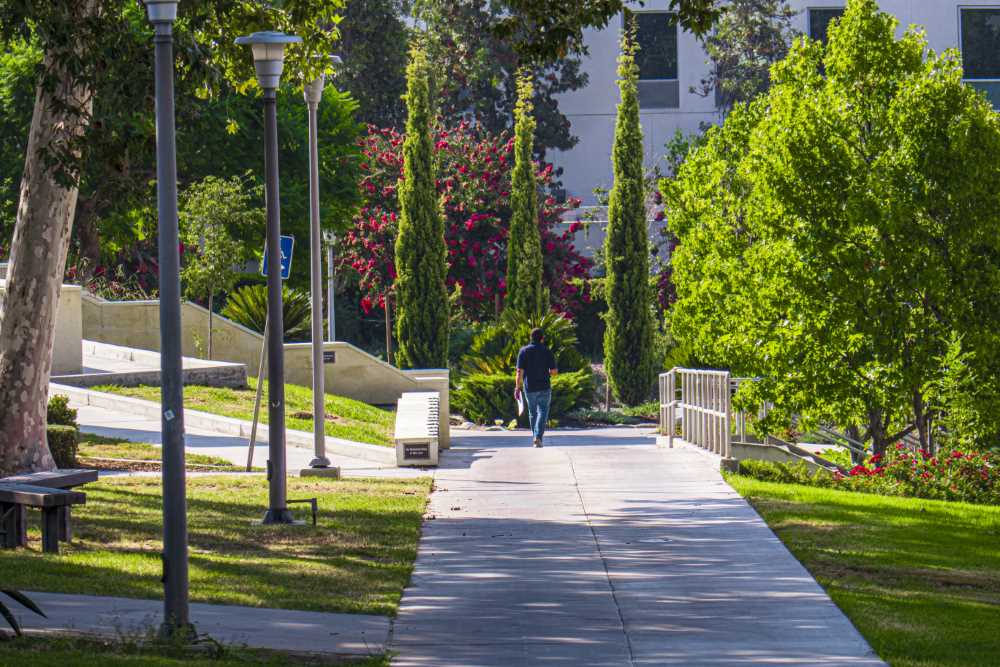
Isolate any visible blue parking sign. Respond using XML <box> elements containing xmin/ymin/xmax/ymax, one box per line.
<box><xmin>262</xmin><ymin>235</ymin><xmax>294</xmax><ymax>280</ymax></box>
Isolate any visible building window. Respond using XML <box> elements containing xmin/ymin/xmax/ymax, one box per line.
<box><xmin>808</xmin><ymin>7</ymin><xmax>844</xmax><ymax>44</ymax></box>
<box><xmin>628</xmin><ymin>11</ymin><xmax>680</xmax><ymax>109</ymax></box>
<box><xmin>961</xmin><ymin>8</ymin><xmax>1000</xmax><ymax>108</ymax></box>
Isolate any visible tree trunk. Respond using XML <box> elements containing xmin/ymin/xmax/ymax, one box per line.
<box><xmin>846</xmin><ymin>424</ymin><xmax>864</xmax><ymax>464</ymax></box>
<box><xmin>207</xmin><ymin>292</ymin><xmax>214</xmax><ymax>360</ymax></box>
<box><xmin>74</xmin><ymin>200</ymin><xmax>103</xmax><ymax>282</ymax></box>
<box><xmin>913</xmin><ymin>389</ymin><xmax>931</xmax><ymax>454</ymax></box>
<box><xmin>384</xmin><ymin>295</ymin><xmax>394</xmax><ymax>367</ymax></box>
<box><xmin>0</xmin><ymin>40</ymin><xmax>95</xmax><ymax>476</ymax></box>
<box><xmin>867</xmin><ymin>407</ymin><xmax>891</xmax><ymax>457</ymax></box>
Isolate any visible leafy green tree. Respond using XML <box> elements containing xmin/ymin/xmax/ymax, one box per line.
<box><xmin>692</xmin><ymin>0</ymin><xmax>798</xmax><ymax>115</ymax></box>
<box><xmin>603</xmin><ymin>24</ymin><xmax>656</xmax><ymax>406</ymax></box>
<box><xmin>0</xmin><ymin>38</ymin><xmax>39</xmax><ymax>243</ymax></box>
<box><xmin>394</xmin><ymin>47</ymin><xmax>450</xmax><ymax>369</ymax></box>
<box><xmin>504</xmin><ymin>70</ymin><xmax>547</xmax><ymax>319</ymax></box>
<box><xmin>179</xmin><ymin>175</ymin><xmax>263</xmax><ymax>359</ymax></box>
<box><xmin>339</xmin><ymin>0</ymin><xmax>409</xmax><ymax>128</ymax></box>
<box><xmin>665</xmin><ymin>0</ymin><xmax>1000</xmax><ymax>455</ymax></box>
<box><xmin>415</xmin><ymin>0</ymin><xmax>588</xmax><ymax>157</ymax></box>
<box><xmin>0</xmin><ymin>0</ymin><xmax>346</xmax><ymax>475</ymax></box>
<box><xmin>495</xmin><ymin>0</ymin><xmax>721</xmax><ymax>61</ymax></box>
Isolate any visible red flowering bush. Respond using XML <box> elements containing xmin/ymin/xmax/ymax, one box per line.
<box><xmin>735</xmin><ymin>445</ymin><xmax>999</xmax><ymax>505</ymax></box>
<box><xmin>834</xmin><ymin>445</ymin><xmax>999</xmax><ymax>505</ymax></box>
<box><xmin>340</xmin><ymin>123</ymin><xmax>592</xmax><ymax>322</ymax></box>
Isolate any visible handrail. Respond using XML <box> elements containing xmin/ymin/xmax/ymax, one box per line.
<box><xmin>659</xmin><ymin>368</ymin><xmax>732</xmax><ymax>459</ymax></box>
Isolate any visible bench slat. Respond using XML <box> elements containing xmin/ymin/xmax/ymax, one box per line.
<box><xmin>0</xmin><ymin>468</ymin><xmax>98</xmax><ymax>489</ymax></box>
<box><xmin>0</xmin><ymin>483</ymin><xmax>86</xmax><ymax>507</ymax></box>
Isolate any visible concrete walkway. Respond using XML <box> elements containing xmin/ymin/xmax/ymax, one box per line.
<box><xmin>73</xmin><ymin>402</ymin><xmax>424</xmax><ymax>479</ymax></box>
<box><xmin>21</xmin><ymin>591</ymin><xmax>389</xmax><ymax>658</ymax></box>
<box><xmin>391</xmin><ymin>428</ymin><xmax>884</xmax><ymax>666</ymax></box>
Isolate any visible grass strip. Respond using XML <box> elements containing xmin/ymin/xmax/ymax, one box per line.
<box><xmin>726</xmin><ymin>475</ymin><xmax>1000</xmax><ymax>667</ymax></box>
<box><xmin>93</xmin><ymin>379</ymin><xmax>395</xmax><ymax>447</ymax></box>
<box><xmin>78</xmin><ymin>434</ymin><xmax>249</xmax><ymax>472</ymax></box>
<box><xmin>1</xmin><ymin>475</ymin><xmax>431</xmax><ymax>616</ymax></box>
<box><xmin>0</xmin><ymin>636</ymin><xmax>390</xmax><ymax>666</ymax></box>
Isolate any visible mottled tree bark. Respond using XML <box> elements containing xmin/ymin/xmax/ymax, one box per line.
<box><xmin>0</xmin><ymin>33</ymin><xmax>96</xmax><ymax>475</ymax></box>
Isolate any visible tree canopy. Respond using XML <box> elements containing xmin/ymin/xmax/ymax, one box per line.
<box><xmin>664</xmin><ymin>0</ymin><xmax>1000</xmax><ymax>453</ymax></box>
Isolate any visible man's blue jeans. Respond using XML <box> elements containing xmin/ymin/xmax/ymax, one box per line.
<box><xmin>524</xmin><ymin>389</ymin><xmax>552</xmax><ymax>441</ymax></box>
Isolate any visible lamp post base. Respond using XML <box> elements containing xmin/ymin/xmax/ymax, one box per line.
<box><xmin>157</xmin><ymin>621</ymin><xmax>196</xmax><ymax>643</ymax></box>
<box><xmin>309</xmin><ymin>456</ymin><xmax>332</xmax><ymax>468</ymax></box>
<box><xmin>261</xmin><ymin>508</ymin><xmax>300</xmax><ymax>525</ymax></box>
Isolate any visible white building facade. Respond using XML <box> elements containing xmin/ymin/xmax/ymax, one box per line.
<box><xmin>554</xmin><ymin>1</ymin><xmax>1000</xmax><ymax>254</ymax></box>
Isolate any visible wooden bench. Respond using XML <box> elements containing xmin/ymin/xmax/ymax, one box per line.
<box><xmin>0</xmin><ymin>484</ymin><xmax>86</xmax><ymax>554</ymax></box>
<box><xmin>0</xmin><ymin>468</ymin><xmax>97</xmax><ymax>552</ymax></box>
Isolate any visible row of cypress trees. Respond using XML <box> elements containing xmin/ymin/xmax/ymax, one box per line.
<box><xmin>393</xmin><ymin>51</ymin><xmax>548</xmax><ymax>370</ymax></box>
<box><xmin>394</xmin><ymin>26</ymin><xmax>657</xmax><ymax>406</ymax></box>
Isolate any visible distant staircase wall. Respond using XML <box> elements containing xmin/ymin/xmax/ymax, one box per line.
<box><xmin>80</xmin><ymin>292</ymin><xmax>450</xmax><ymax>446</ymax></box>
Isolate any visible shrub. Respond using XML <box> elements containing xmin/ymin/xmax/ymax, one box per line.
<box><xmin>221</xmin><ymin>283</ymin><xmax>312</xmax><ymax>341</ymax></box>
<box><xmin>47</xmin><ymin>394</ymin><xmax>78</xmax><ymax>427</ymax></box>
<box><xmin>46</xmin><ymin>425</ymin><xmax>79</xmax><ymax>468</ymax></box>
<box><xmin>459</xmin><ymin>310</ymin><xmax>588</xmax><ymax>378</ymax></box>
<box><xmin>453</xmin><ymin>369</ymin><xmax>595</xmax><ymax>424</ymax></box>
<box><xmin>734</xmin><ymin>445</ymin><xmax>999</xmax><ymax>505</ymax></box>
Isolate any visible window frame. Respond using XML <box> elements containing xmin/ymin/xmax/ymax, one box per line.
<box><xmin>806</xmin><ymin>6</ymin><xmax>846</xmax><ymax>44</ymax></box>
<box><xmin>624</xmin><ymin>9</ymin><xmax>680</xmax><ymax>84</ymax></box>
<box><xmin>959</xmin><ymin>5</ymin><xmax>1000</xmax><ymax>87</ymax></box>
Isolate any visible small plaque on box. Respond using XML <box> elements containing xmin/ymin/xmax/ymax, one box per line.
<box><xmin>404</xmin><ymin>443</ymin><xmax>431</xmax><ymax>460</ymax></box>
<box><xmin>323</xmin><ymin>351</ymin><xmax>336</xmax><ymax>364</ymax></box>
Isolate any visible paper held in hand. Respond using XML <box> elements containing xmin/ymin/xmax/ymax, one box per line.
<box><xmin>517</xmin><ymin>393</ymin><xmax>525</xmax><ymax>416</ymax></box>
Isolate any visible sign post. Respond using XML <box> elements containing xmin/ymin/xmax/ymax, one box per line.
<box><xmin>247</xmin><ymin>235</ymin><xmax>293</xmax><ymax>479</ymax></box>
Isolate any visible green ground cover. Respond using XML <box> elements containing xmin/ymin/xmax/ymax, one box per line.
<box><xmin>726</xmin><ymin>475</ymin><xmax>1000</xmax><ymax>667</ymax></box>
<box><xmin>0</xmin><ymin>637</ymin><xmax>390</xmax><ymax>666</ymax></box>
<box><xmin>95</xmin><ymin>379</ymin><xmax>395</xmax><ymax>447</ymax></box>
<box><xmin>0</xmin><ymin>475</ymin><xmax>430</xmax><ymax>616</ymax></box>
<box><xmin>78</xmin><ymin>434</ymin><xmax>245</xmax><ymax>472</ymax></box>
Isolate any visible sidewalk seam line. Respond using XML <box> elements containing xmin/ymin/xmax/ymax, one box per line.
<box><xmin>564</xmin><ymin>450</ymin><xmax>637</xmax><ymax>667</ymax></box>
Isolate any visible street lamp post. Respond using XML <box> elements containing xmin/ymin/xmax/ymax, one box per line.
<box><xmin>143</xmin><ymin>0</ymin><xmax>191</xmax><ymax>637</ymax></box>
<box><xmin>236</xmin><ymin>30</ymin><xmax>301</xmax><ymax>524</ymax></box>
<box><xmin>304</xmin><ymin>56</ymin><xmax>341</xmax><ymax>469</ymax></box>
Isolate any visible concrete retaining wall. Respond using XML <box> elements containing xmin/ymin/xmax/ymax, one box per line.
<box><xmin>80</xmin><ymin>292</ymin><xmax>451</xmax><ymax>447</ymax></box>
<box><xmin>53</xmin><ymin>341</ymin><xmax>247</xmax><ymax>389</ymax></box>
<box><xmin>0</xmin><ymin>280</ymin><xmax>82</xmax><ymax>375</ymax></box>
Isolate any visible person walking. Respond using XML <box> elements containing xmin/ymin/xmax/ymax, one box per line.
<box><xmin>515</xmin><ymin>327</ymin><xmax>558</xmax><ymax>447</ymax></box>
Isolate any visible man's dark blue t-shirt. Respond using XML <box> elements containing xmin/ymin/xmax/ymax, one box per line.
<box><xmin>516</xmin><ymin>343</ymin><xmax>557</xmax><ymax>393</ymax></box>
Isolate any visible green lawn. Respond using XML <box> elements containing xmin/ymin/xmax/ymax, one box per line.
<box><xmin>94</xmin><ymin>379</ymin><xmax>395</xmax><ymax>447</ymax></box>
<box><xmin>78</xmin><ymin>433</ymin><xmax>246</xmax><ymax>472</ymax></box>
<box><xmin>0</xmin><ymin>475</ymin><xmax>431</xmax><ymax>616</ymax></box>
<box><xmin>726</xmin><ymin>475</ymin><xmax>1000</xmax><ymax>667</ymax></box>
<box><xmin>0</xmin><ymin>637</ymin><xmax>390</xmax><ymax>666</ymax></box>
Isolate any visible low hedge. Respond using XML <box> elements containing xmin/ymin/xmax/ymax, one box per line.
<box><xmin>46</xmin><ymin>425</ymin><xmax>79</xmax><ymax>468</ymax></box>
<box><xmin>453</xmin><ymin>369</ymin><xmax>596</xmax><ymax>425</ymax></box>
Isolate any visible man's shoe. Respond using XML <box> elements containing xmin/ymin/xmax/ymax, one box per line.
<box><xmin>533</xmin><ymin>438</ymin><xmax>543</xmax><ymax>448</ymax></box>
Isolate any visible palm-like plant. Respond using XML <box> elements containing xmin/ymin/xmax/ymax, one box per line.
<box><xmin>1</xmin><ymin>590</ymin><xmax>45</xmax><ymax>636</ymax></box>
<box><xmin>460</xmin><ymin>310</ymin><xmax>586</xmax><ymax>377</ymax></box>
<box><xmin>221</xmin><ymin>283</ymin><xmax>312</xmax><ymax>341</ymax></box>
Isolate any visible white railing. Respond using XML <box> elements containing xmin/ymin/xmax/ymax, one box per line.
<box><xmin>659</xmin><ymin>368</ymin><xmax>732</xmax><ymax>459</ymax></box>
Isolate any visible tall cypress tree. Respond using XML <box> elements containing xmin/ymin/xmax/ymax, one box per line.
<box><xmin>505</xmin><ymin>69</ymin><xmax>548</xmax><ymax>318</ymax></box>
<box><xmin>603</xmin><ymin>24</ymin><xmax>656</xmax><ymax>405</ymax></box>
<box><xmin>394</xmin><ymin>47</ymin><xmax>449</xmax><ymax>369</ymax></box>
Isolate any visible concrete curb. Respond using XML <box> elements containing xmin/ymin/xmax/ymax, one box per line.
<box><xmin>52</xmin><ymin>383</ymin><xmax>397</xmax><ymax>466</ymax></box>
